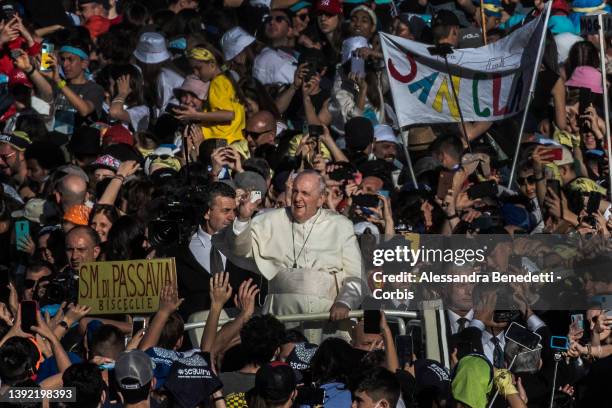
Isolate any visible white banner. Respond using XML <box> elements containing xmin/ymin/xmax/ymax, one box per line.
<box><xmin>381</xmin><ymin>7</ymin><xmax>549</xmax><ymax>127</ymax></box>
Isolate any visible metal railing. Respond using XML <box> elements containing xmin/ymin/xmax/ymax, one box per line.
<box><xmin>184</xmin><ymin>310</ymin><xmax>417</xmax><ymax>335</ymax></box>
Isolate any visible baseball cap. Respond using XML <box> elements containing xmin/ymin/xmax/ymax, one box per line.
<box><xmin>102</xmin><ymin>124</ymin><xmax>134</xmax><ymax>147</ymax></box>
<box><xmin>458</xmin><ymin>27</ymin><xmax>483</xmax><ymax>49</ymax></box>
<box><xmin>11</xmin><ymin>198</ymin><xmax>46</xmax><ymax>224</ymax></box>
<box><xmin>565</xmin><ymin>66</ymin><xmax>603</xmax><ymax>94</ymax></box>
<box><xmin>431</xmin><ymin>9</ymin><xmax>460</xmax><ymax>29</ymax></box>
<box><xmin>255</xmin><ymin>362</ymin><xmax>297</xmax><ymax>404</ymax></box>
<box><xmin>285</xmin><ymin>342</ymin><xmax>318</xmax><ymax>371</ymax></box>
<box><xmin>0</xmin><ymin>131</ymin><xmax>31</xmax><ymax>151</ymax></box>
<box><xmin>553</xmin><ymin>146</ymin><xmax>574</xmax><ymax>167</ymax></box>
<box><xmin>221</xmin><ymin>26</ymin><xmax>256</xmax><ymax>62</ymax></box>
<box><xmin>373</xmin><ymin>124</ymin><xmax>398</xmax><ymax>144</ymax></box>
<box><xmin>115</xmin><ymin>350</ymin><xmax>155</xmax><ymax>390</ymax></box>
<box><xmin>8</xmin><ymin>68</ymin><xmax>32</xmax><ymax>89</ymax></box>
<box><xmin>315</xmin><ymin>0</ymin><xmax>342</xmax><ymax>15</ymax></box>
<box><xmin>89</xmin><ymin>154</ymin><xmax>121</xmax><ymax>172</ymax></box>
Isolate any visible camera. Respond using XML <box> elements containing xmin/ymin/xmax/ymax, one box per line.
<box><xmin>43</xmin><ymin>270</ymin><xmax>79</xmax><ymax>305</ymax></box>
<box><xmin>147</xmin><ymin>201</ymin><xmax>198</xmax><ymax>248</ymax></box>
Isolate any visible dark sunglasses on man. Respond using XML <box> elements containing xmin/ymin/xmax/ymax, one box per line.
<box><xmin>264</xmin><ymin>15</ymin><xmax>289</xmax><ymax>25</ymax></box>
<box><xmin>244</xmin><ymin>129</ymin><xmax>274</xmax><ymax>139</ymax></box>
<box><xmin>517</xmin><ymin>175</ymin><xmax>538</xmax><ymax>185</ymax></box>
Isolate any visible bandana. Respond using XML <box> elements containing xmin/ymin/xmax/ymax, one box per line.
<box><xmin>188</xmin><ymin>47</ymin><xmax>215</xmax><ymax>62</ymax></box>
<box><xmin>59</xmin><ymin>45</ymin><xmax>89</xmax><ymax>60</ymax></box>
<box><xmin>63</xmin><ymin>204</ymin><xmax>92</xmax><ymax>226</ymax></box>
<box><xmin>451</xmin><ymin>356</ymin><xmax>493</xmax><ymax>408</ymax></box>
<box><xmin>567</xmin><ymin>177</ymin><xmax>607</xmax><ymax>195</ymax></box>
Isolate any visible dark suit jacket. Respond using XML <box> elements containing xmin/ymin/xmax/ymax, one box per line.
<box><xmin>163</xmin><ymin>244</ymin><xmax>267</xmax><ymax>320</ymax></box>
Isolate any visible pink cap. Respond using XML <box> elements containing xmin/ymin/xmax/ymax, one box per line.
<box><xmin>566</xmin><ymin>66</ymin><xmax>604</xmax><ymax>94</ymax></box>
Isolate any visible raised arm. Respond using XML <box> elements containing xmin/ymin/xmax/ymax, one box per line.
<box><xmin>138</xmin><ymin>283</ymin><xmax>184</xmax><ymax>351</ymax></box>
<box><xmin>201</xmin><ymin>272</ymin><xmax>233</xmax><ymax>353</ymax></box>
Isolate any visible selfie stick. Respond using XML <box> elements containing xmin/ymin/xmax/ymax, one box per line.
<box><xmin>597</xmin><ymin>14</ymin><xmax>612</xmax><ymax>201</ymax></box>
<box><xmin>548</xmin><ymin>352</ymin><xmax>563</xmax><ymax>408</ymax></box>
<box><xmin>507</xmin><ymin>1</ymin><xmax>552</xmax><ymax>188</ymax></box>
<box><xmin>487</xmin><ymin>354</ymin><xmax>518</xmax><ymax>408</ymax></box>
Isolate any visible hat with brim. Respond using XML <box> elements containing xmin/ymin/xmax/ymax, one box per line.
<box><xmin>566</xmin><ymin>66</ymin><xmax>604</xmax><ymax>94</ymax></box>
<box><xmin>409</xmin><ymin>126</ymin><xmax>436</xmax><ymax>151</ymax></box>
<box><xmin>173</xmin><ymin>76</ymin><xmax>209</xmax><ymax>101</ymax></box>
<box><xmin>133</xmin><ymin>32</ymin><xmax>170</xmax><ymax>64</ymax></box>
<box><xmin>221</xmin><ymin>26</ymin><xmax>256</xmax><ymax>62</ymax></box>
<box><xmin>0</xmin><ymin>131</ymin><xmax>31</xmax><ymax>151</ymax></box>
<box><xmin>89</xmin><ymin>154</ymin><xmax>121</xmax><ymax>172</ymax></box>
<box><xmin>374</xmin><ymin>124</ymin><xmax>398</xmax><ymax>144</ymax></box>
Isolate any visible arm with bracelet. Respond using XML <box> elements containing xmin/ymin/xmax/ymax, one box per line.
<box><xmin>98</xmin><ymin>161</ymin><xmax>140</xmax><ymax>206</ymax></box>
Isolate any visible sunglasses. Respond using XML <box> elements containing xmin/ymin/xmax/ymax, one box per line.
<box><xmin>295</xmin><ymin>12</ymin><xmax>309</xmax><ymax>21</ymax></box>
<box><xmin>244</xmin><ymin>129</ymin><xmax>274</xmax><ymax>139</ymax></box>
<box><xmin>264</xmin><ymin>15</ymin><xmax>289</xmax><ymax>25</ymax></box>
<box><xmin>517</xmin><ymin>176</ymin><xmax>537</xmax><ymax>185</ymax></box>
<box><xmin>148</xmin><ymin>154</ymin><xmax>173</xmax><ymax>161</ymax></box>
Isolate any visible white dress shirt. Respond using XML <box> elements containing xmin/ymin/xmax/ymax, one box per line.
<box><xmin>447</xmin><ymin>309</ymin><xmax>474</xmax><ymax>334</ymax></box>
<box><xmin>188</xmin><ymin>226</ymin><xmax>226</xmax><ymax>274</ymax></box>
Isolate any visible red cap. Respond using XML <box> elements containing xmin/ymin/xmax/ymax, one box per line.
<box><xmin>8</xmin><ymin>68</ymin><xmax>32</xmax><ymax>89</ymax></box>
<box><xmin>316</xmin><ymin>0</ymin><xmax>342</xmax><ymax>15</ymax></box>
<box><xmin>552</xmin><ymin>0</ymin><xmax>570</xmax><ymax>15</ymax></box>
<box><xmin>103</xmin><ymin>124</ymin><xmax>134</xmax><ymax>146</ymax></box>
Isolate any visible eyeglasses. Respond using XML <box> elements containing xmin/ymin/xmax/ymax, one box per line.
<box><xmin>517</xmin><ymin>176</ymin><xmax>537</xmax><ymax>185</ymax></box>
<box><xmin>244</xmin><ymin>129</ymin><xmax>274</xmax><ymax>139</ymax></box>
<box><xmin>295</xmin><ymin>12</ymin><xmax>309</xmax><ymax>21</ymax></box>
<box><xmin>147</xmin><ymin>154</ymin><xmax>173</xmax><ymax>161</ymax></box>
<box><xmin>24</xmin><ymin>279</ymin><xmax>38</xmax><ymax>289</ymax></box>
<box><xmin>264</xmin><ymin>15</ymin><xmax>289</xmax><ymax>25</ymax></box>
<box><xmin>0</xmin><ymin>152</ymin><xmax>16</xmax><ymax>162</ymax></box>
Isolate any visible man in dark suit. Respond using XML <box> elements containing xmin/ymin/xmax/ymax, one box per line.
<box><xmin>165</xmin><ymin>182</ymin><xmax>264</xmax><ymax>321</ymax></box>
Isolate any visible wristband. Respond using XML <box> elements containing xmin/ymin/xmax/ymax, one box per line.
<box><xmin>212</xmin><ymin>396</ymin><xmax>224</xmax><ymax>402</ymax></box>
<box><xmin>445</xmin><ymin>213</ymin><xmax>458</xmax><ymax>220</ymax></box>
<box><xmin>24</xmin><ymin>66</ymin><xmax>35</xmax><ymax>76</ymax></box>
<box><xmin>57</xmin><ymin>79</ymin><xmax>67</xmax><ymax>90</ymax></box>
<box><xmin>113</xmin><ymin>174</ymin><xmax>125</xmax><ymax>182</ymax></box>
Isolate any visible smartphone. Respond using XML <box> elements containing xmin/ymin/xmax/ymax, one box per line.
<box><xmin>308</xmin><ymin>124</ymin><xmax>323</xmax><ymax>139</ymax></box>
<box><xmin>2</xmin><ymin>4</ymin><xmax>15</xmax><ymax>21</ymax></box>
<box><xmin>550</xmin><ymin>336</ymin><xmax>569</xmax><ymax>351</ymax></box>
<box><xmin>571</xmin><ymin>313</ymin><xmax>584</xmax><ymax>330</ymax></box>
<box><xmin>132</xmin><ymin>317</ymin><xmax>146</xmax><ymax>337</ymax></box>
<box><xmin>295</xmin><ymin>386</ymin><xmax>325</xmax><ymax>406</ymax></box>
<box><xmin>436</xmin><ymin>170</ymin><xmax>454</xmax><ymax>200</ymax></box>
<box><xmin>250</xmin><ymin>190</ymin><xmax>262</xmax><ymax>203</ymax></box>
<box><xmin>214</xmin><ymin>139</ymin><xmax>228</xmax><ymax>149</ymax></box>
<box><xmin>505</xmin><ymin>322</ymin><xmax>542</xmax><ymax>351</ymax></box>
<box><xmin>467</xmin><ymin>180</ymin><xmax>497</xmax><ymax>200</ymax></box>
<box><xmin>40</xmin><ymin>43</ymin><xmax>55</xmax><ymax>72</ymax></box>
<box><xmin>20</xmin><ymin>300</ymin><xmax>38</xmax><ymax>335</ymax></box>
<box><xmin>15</xmin><ymin>220</ymin><xmax>29</xmax><ymax>251</ymax></box>
<box><xmin>350</xmin><ymin>55</ymin><xmax>366</xmax><ymax>76</ymax></box>
<box><xmin>547</xmin><ymin>147</ymin><xmax>563</xmax><ymax>161</ymax></box>
<box><xmin>363</xmin><ymin>310</ymin><xmax>381</xmax><ymax>334</ymax></box>
<box><xmin>586</xmin><ymin>191</ymin><xmax>601</xmax><ymax>214</ymax></box>
<box><xmin>329</xmin><ymin>166</ymin><xmax>354</xmax><ymax>182</ymax></box>
<box><xmin>395</xmin><ymin>334</ymin><xmax>414</xmax><ymax>366</ymax></box>
<box><xmin>546</xmin><ymin>179</ymin><xmax>561</xmax><ymax>198</ymax></box>
<box><xmin>579</xmin><ymin>87</ymin><xmax>592</xmax><ymax>117</ymax></box>
<box><xmin>353</xmin><ymin>194</ymin><xmax>380</xmax><ymax>209</ymax></box>
<box><xmin>378</xmin><ymin>190</ymin><xmax>390</xmax><ymax>198</ymax></box>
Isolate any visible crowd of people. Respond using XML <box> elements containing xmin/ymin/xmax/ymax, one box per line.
<box><xmin>1</xmin><ymin>0</ymin><xmax>612</xmax><ymax>407</ymax></box>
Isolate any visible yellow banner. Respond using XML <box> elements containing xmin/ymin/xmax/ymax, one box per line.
<box><xmin>78</xmin><ymin>258</ymin><xmax>177</xmax><ymax>315</ymax></box>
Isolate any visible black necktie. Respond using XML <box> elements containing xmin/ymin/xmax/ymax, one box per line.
<box><xmin>457</xmin><ymin>317</ymin><xmax>469</xmax><ymax>332</ymax></box>
<box><xmin>209</xmin><ymin>244</ymin><xmax>224</xmax><ymax>275</ymax></box>
<box><xmin>491</xmin><ymin>336</ymin><xmax>504</xmax><ymax>369</ymax></box>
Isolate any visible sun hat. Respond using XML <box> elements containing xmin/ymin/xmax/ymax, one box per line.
<box><xmin>221</xmin><ymin>26</ymin><xmax>256</xmax><ymax>62</ymax></box>
<box><xmin>133</xmin><ymin>32</ymin><xmax>171</xmax><ymax>64</ymax></box>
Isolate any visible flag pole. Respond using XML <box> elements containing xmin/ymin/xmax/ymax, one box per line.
<box><xmin>480</xmin><ymin>0</ymin><xmax>488</xmax><ymax>45</ymax></box>
<box><xmin>507</xmin><ymin>1</ymin><xmax>553</xmax><ymax>188</ymax></box>
<box><xmin>597</xmin><ymin>13</ymin><xmax>612</xmax><ymax>201</ymax></box>
<box><xmin>400</xmin><ymin>129</ymin><xmax>418</xmax><ymax>187</ymax></box>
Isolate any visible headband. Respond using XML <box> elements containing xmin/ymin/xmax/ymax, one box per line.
<box><xmin>187</xmin><ymin>47</ymin><xmax>215</xmax><ymax>62</ymax></box>
<box><xmin>59</xmin><ymin>45</ymin><xmax>89</xmax><ymax>60</ymax></box>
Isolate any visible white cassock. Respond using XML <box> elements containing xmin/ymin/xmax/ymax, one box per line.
<box><xmin>221</xmin><ymin>207</ymin><xmax>364</xmax><ymax>343</ymax></box>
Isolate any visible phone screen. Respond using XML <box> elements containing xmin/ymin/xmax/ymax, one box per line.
<box><xmin>395</xmin><ymin>335</ymin><xmax>414</xmax><ymax>366</ymax></box>
<box><xmin>363</xmin><ymin>310</ymin><xmax>381</xmax><ymax>334</ymax></box>
<box><xmin>550</xmin><ymin>336</ymin><xmax>569</xmax><ymax>350</ymax></box>
<box><xmin>132</xmin><ymin>318</ymin><xmax>146</xmax><ymax>337</ymax></box>
<box><xmin>21</xmin><ymin>301</ymin><xmax>38</xmax><ymax>334</ymax></box>
<box><xmin>505</xmin><ymin>322</ymin><xmax>541</xmax><ymax>351</ymax></box>
<box><xmin>40</xmin><ymin>43</ymin><xmax>54</xmax><ymax>72</ymax></box>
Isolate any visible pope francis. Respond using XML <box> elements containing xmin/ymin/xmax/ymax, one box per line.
<box><xmin>222</xmin><ymin>170</ymin><xmax>364</xmax><ymax>342</ymax></box>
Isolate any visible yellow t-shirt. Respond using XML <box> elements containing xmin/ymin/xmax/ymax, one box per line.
<box><xmin>201</xmin><ymin>74</ymin><xmax>245</xmax><ymax>144</ymax></box>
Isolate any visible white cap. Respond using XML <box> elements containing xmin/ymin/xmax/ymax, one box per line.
<box><xmin>221</xmin><ymin>27</ymin><xmax>256</xmax><ymax>62</ymax></box>
<box><xmin>554</xmin><ymin>33</ymin><xmax>582</xmax><ymax>66</ymax></box>
<box><xmin>253</xmin><ymin>47</ymin><xmax>297</xmax><ymax>85</ymax></box>
<box><xmin>374</xmin><ymin>124</ymin><xmax>398</xmax><ymax>144</ymax></box>
<box><xmin>133</xmin><ymin>32</ymin><xmax>170</xmax><ymax>64</ymax></box>
<box><xmin>341</xmin><ymin>36</ymin><xmax>369</xmax><ymax>65</ymax></box>
<box><xmin>553</xmin><ymin>146</ymin><xmax>574</xmax><ymax>167</ymax></box>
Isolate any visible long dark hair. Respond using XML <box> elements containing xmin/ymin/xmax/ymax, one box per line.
<box><xmin>105</xmin><ymin>216</ymin><xmax>147</xmax><ymax>261</ymax></box>
<box><xmin>310</xmin><ymin>338</ymin><xmax>356</xmax><ymax>386</ymax></box>
<box><xmin>565</xmin><ymin>40</ymin><xmax>599</xmax><ymax>79</ymax></box>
